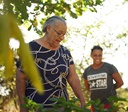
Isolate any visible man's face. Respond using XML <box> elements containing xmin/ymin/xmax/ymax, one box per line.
<box><xmin>91</xmin><ymin>49</ymin><xmax>103</xmax><ymax>65</ymax></box>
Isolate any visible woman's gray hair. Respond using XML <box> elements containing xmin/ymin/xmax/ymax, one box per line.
<box><xmin>42</xmin><ymin>16</ymin><xmax>66</xmax><ymax>33</ymax></box>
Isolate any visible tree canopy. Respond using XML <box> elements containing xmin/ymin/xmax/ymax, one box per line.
<box><xmin>1</xmin><ymin>0</ymin><xmax>104</xmax><ymax>34</ymax></box>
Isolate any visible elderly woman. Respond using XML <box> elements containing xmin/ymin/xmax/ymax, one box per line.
<box><xmin>16</xmin><ymin>16</ymin><xmax>85</xmax><ymax>112</ymax></box>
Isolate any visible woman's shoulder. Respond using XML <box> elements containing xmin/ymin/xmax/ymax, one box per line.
<box><xmin>60</xmin><ymin>45</ymin><xmax>70</xmax><ymax>52</ymax></box>
<box><xmin>28</xmin><ymin>40</ymin><xmax>41</xmax><ymax>50</ymax></box>
<box><xmin>60</xmin><ymin>45</ymin><xmax>67</xmax><ymax>49</ymax></box>
<box><xmin>29</xmin><ymin>40</ymin><xmax>37</xmax><ymax>45</ymax></box>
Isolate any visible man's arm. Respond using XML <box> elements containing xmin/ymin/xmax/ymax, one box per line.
<box><xmin>67</xmin><ymin>64</ymin><xmax>85</xmax><ymax>107</ymax></box>
<box><xmin>112</xmin><ymin>72</ymin><xmax>124</xmax><ymax>89</ymax></box>
<box><xmin>84</xmin><ymin>79</ymin><xmax>90</xmax><ymax>91</ymax></box>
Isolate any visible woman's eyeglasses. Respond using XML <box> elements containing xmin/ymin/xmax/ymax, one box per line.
<box><xmin>50</xmin><ymin>25</ymin><xmax>68</xmax><ymax>37</ymax></box>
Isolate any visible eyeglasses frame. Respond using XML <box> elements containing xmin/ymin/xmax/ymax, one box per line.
<box><xmin>49</xmin><ymin>25</ymin><xmax>67</xmax><ymax>37</ymax></box>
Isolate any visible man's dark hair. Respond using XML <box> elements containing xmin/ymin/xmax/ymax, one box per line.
<box><xmin>91</xmin><ymin>45</ymin><xmax>103</xmax><ymax>53</ymax></box>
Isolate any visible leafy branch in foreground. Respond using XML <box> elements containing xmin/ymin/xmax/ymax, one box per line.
<box><xmin>0</xmin><ymin>14</ymin><xmax>43</xmax><ymax>94</ymax></box>
<box><xmin>21</xmin><ymin>96</ymin><xmax>128</xmax><ymax>112</ymax></box>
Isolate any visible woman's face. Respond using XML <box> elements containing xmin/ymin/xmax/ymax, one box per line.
<box><xmin>91</xmin><ymin>49</ymin><xmax>103</xmax><ymax>65</ymax></box>
<box><xmin>47</xmin><ymin>21</ymin><xmax>67</xmax><ymax>48</ymax></box>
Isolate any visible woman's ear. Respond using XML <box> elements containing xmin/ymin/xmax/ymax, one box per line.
<box><xmin>46</xmin><ymin>25</ymin><xmax>51</xmax><ymax>32</ymax></box>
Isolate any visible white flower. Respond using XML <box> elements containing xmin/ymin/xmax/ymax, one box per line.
<box><xmin>0</xmin><ymin>85</ymin><xmax>10</xmax><ymax>96</ymax></box>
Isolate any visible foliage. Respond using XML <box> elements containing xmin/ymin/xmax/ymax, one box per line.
<box><xmin>116</xmin><ymin>88</ymin><xmax>128</xmax><ymax>111</ymax></box>
<box><xmin>21</xmin><ymin>96</ymin><xmax>128</xmax><ymax>112</ymax></box>
<box><xmin>0</xmin><ymin>70</ymin><xmax>12</xmax><ymax>97</ymax></box>
<box><xmin>0</xmin><ymin>68</ymin><xmax>19</xmax><ymax>111</ymax></box>
<box><xmin>0</xmin><ymin>0</ymin><xmax>104</xmax><ymax>35</ymax></box>
<box><xmin>22</xmin><ymin>97</ymin><xmax>89</xmax><ymax>112</ymax></box>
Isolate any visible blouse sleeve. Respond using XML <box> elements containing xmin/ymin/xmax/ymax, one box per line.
<box><xmin>66</xmin><ymin>48</ymin><xmax>74</xmax><ymax>65</ymax></box>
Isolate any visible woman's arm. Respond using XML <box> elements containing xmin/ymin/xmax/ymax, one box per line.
<box><xmin>16</xmin><ymin>68</ymin><xmax>28</xmax><ymax>112</ymax></box>
<box><xmin>67</xmin><ymin>64</ymin><xmax>85</xmax><ymax>107</ymax></box>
